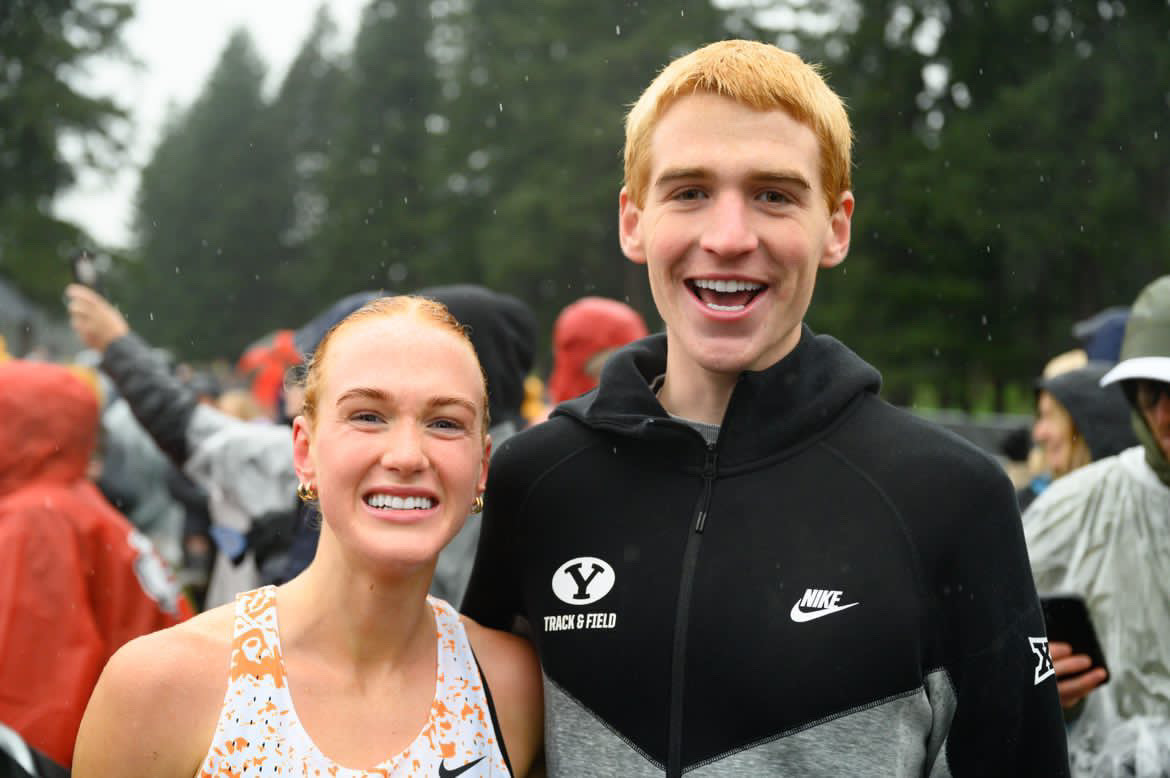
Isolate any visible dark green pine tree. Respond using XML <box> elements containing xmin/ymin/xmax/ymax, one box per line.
<box><xmin>0</xmin><ymin>0</ymin><xmax>133</xmax><ymax>304</ymax></box>
<box><xmin>127</xmin><ymin>29</ymin><xmax>298</xmax><ymax>361</ymax></box>
<box><xmin>308</xmin><ymin>0</ymin><xmax>441</xmax><ymax>300</ymax></box>
<box><xmin>268</xmin><ymin>5</ymin><xmax>347</xmax><ymax>314</ymax></box>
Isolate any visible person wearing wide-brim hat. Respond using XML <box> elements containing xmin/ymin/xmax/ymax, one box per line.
<box><xmin>1024</xmin><ymin>275</ymin><xmax>1170</xmax><ymax>775</ymax></box>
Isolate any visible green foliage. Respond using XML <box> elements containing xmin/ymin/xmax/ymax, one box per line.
<box><xmin>811</xmin><ymin>0</ymin><xmax>1170</xmax><ymax>408</ymax></box>
<box><xmin>125</xmin><ymin>30</ymin><xmax>300</xmax><ymax>360</ymax></box>
<box><xmin>0</xmin><ymin>0</ymin><xmax>133</xmax><ymax>303</ymax></box>
<box><xmin>21</xmin><ymin>0</ymin><xmax>1162</xmax><ymax>404</ymax></box>
<box><xmin>307</xmin><ymin>0</ymin><xmax>441</xmax><ymax>299</ymax></box>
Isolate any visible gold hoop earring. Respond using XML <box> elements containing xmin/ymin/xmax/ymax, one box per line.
<box><xmin>471</xmin><ymin>495</ymin><xmax>484</xmax><ymax>514</ymax></box>
<box><xmin>296</xmin><ymin>482</ymin><xmax>318</xmax><ymax>502</ymax></box>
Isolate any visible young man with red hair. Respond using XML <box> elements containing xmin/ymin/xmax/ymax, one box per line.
<box><xmin>465</xmin><ymin>40</ymin><xmax>1067</xmax><ymax>776</ymax></box>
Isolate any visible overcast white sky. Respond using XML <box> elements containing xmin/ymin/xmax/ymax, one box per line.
<box><xmin>55</xmin><ymin>0</ymin><xmax>367</xmax><ymax>249</ymax></box>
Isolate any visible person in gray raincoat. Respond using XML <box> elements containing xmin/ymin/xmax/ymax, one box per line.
<box><xmin>1024</xmin><ymin>275</ymin><xmax>1170</xmax><ymax>777</ymax></box>
<box><xmin>68</xmin><ymin>283</ymin><xmax>299</xmax><ymax>607</ymax></box>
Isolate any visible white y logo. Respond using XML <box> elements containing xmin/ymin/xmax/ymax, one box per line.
<box><xmin>551</xmin><ymin>557</ymin><xmax>615</xmax><ymax>606</ymax></box>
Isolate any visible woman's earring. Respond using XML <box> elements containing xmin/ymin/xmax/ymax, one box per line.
<box><xmin>471</xmin><ymin>495</ymin><xmax>485</xmax><ymax>514</ymax></box>
<box><xmin>296</xmin><ymin>482</ymin><xmax>318</xmax><ymax>502</ymax></box>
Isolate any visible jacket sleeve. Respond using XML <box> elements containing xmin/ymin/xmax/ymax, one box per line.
<box><xmin>100</xmin><ymin>331</ymin><xmax>199</xmax><ymax>466</ymax></box>
<box><xmin>932</xmin><ymin>464</ymin><xmax>1070</xmax><ymax>776</ymax></box>
<box><xmin>460</xmin><ymin>435</ymin><xmax>527</xmax><ymax>631</ymax></box>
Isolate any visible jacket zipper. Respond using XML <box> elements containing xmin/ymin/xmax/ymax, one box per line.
<box><xmin>666</xmin><ymin>444</ymin><xmax>718</xmax><ymax>778</ymax></box>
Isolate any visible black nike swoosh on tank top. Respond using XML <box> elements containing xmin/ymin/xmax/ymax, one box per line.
<box><xmin>438</xmin><ymin>755</ymin><xmax>486</xmax><ymax>777</ymax></box>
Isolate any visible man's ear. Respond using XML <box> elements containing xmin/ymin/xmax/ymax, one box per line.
<box><xmin>820</xmin><ymin>190</ymin><xmax>854</xmax><ymax>269</ymax></box>
<box><xmin>619</xmin><ymin>187</ymin><xmax>647</xmax><ymax>265</ymax></box>
<box><xmin>292</xmin><ymin>415</ymin><xmax>317</xmax><ymax>486</ymax></box>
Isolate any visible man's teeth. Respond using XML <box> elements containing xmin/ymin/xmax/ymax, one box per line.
<box><xmin>365</xmin><ymin>494</ymin><xmax>434</xmax><ymax>510</ymax></box>
<box><xmin>707</xmin><ymin>303</ymin><xmax>745</xmax><ymax>312</ymax></box>
<box><xmin>692</xmin><ymin>279</ymin><xmax>763</xmax><ymax>293</ymax></box>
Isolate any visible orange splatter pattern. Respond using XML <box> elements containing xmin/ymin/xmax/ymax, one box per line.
<box><xmin>195</xmin><ymin>587</ymin><xmax>510</xmax><ymax>776</ymax></box>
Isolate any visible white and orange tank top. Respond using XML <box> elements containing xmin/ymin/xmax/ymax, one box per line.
<box><xmin>196</xmin><ymin>586</ymin><xmax>512</xmax><ymax>777</ymax></box>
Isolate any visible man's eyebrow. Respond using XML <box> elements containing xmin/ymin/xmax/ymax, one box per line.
<box><xmin>653</xmin><ymin>167</ymin><xmax>813</xmax><ymax>191</ymax></box>
<box><xmin>751</xmin><ymin>170</ymin><xmax>812</xmax><ymax>191</ymax></box>
<box><xmin>427</xmin><ymin>396</ymin><xmax>478</xmax><ymax>415</ymax></box>
<box><xmin>653</xmin><ymin>167</ymin><xmax>710</xmax><ymax>188</ymax></box>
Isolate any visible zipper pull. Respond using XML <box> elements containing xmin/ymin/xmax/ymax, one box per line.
<box><xmin>703</xmin><ymin>447</ymin><xmax>718</xmax><ymax>479</ymax></box>
<box><xmin>695</xmin><ymin>447</ymin><xmax>717</xmax><ymax>533</ymax></box>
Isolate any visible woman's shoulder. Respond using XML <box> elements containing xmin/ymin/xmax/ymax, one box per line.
<box><xmin>107</xmin><ymin>601</ymin><xmax>233</xmax><ymax>692</ymax></box>
<box><xmin>461</xmin><ymin>616</ymin><xmax>544</xmax><ymax>776</ymax></box>
<box><xmin>72</xmin><ymin>602</ymin><xmax>235</xmax><ymax>777</ymax></box>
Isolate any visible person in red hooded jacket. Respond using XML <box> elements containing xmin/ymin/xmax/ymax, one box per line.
<box><xmin>546</xmin><ymin>296</ymin><xmax>649</xmax><ymax>405</ymax></box>
<box><xmin>0</xmin><ymin>360</ymin><xmax>190</xmax><ymax>768</ymax></box>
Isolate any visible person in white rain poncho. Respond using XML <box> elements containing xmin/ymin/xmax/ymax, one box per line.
<box><xmin>1024</xmin><ymin>275</ymin><xmax>1170</xmax><ymax>777</ymax></box>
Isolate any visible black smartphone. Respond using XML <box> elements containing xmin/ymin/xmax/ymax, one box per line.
<box><xmin>71</xmin><ymin>249</ymin><xmax>103</xmax><ymax>295</ymax></box>
<box><xmin>1040</xmin><ymin>594</ymin><xmax>1110</xmax><ymax>684</ymax></box>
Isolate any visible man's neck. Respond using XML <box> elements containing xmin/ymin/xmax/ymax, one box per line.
<box><xmin>656</xmin><ymin>350</ymin><xmax>738</xmax><ymax>426</ymax></box>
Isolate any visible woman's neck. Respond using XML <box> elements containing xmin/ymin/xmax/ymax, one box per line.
<box><xmin>277</xmin><ymin>531</ymin><xmax>436</xmax><ymax>673</ymax></box>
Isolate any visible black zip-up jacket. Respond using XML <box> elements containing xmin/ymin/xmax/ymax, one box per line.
<box><xmin>463</xmin><ymin>329</ymin><xmax>1069</xmax><ymax>777</ymax></box>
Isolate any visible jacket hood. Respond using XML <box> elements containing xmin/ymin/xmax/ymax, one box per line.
<box><xmin>547</xmin><ymin>297</ymin><xmax>649</xmax><ymax>403</ymax></box>
<box><xmin>554</xmin><ymin>326</ymin><xmax>881</xmax><ymax>467</ymax></box>
<box><xmin>416</xmin><ymin>285</ymin><xmax>537</xmax><ymax>426</ymax></box>
<box><xmin>0</xmin><ymin>361</ymin><xmax>99</xmax><ymax>497</ymax></box>
<box><xmin>1037</xmin><ymin>361</ymin><xmax>1137</xmax><ymax>461</ymax></box>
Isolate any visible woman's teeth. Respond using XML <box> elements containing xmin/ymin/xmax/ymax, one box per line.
<box><xmin>365</xmin><ymin>494</ymin><xmax>434</xmax><ymax>510</ymax></box>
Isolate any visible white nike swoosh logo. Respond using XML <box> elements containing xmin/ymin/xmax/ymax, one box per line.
<box><xmin>789</xmin><ymin>601</ymin><xmax>859</xmax><ymax>623</ymax></box>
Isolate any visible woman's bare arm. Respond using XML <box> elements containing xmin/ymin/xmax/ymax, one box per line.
<box><xmin>73</xmin><ymin>612</ymin><xmax>229</xmax><ymax>777</ymax></box>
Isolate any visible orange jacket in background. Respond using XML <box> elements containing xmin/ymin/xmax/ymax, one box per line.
<box><xmin>0</xmin><ymin>360</ymin><xmax>191</xmax><ymax>767</ymax></box>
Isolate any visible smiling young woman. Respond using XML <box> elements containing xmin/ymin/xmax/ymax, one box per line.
<box><xmin>72</xmin><ymin>296</ymin><xmax>543</xmax><ymax>778</ymax></box>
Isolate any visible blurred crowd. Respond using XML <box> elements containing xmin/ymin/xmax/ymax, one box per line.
<box><xmin>0</xmin><ymin>282</ymin><xmax>648</xmax><ymax>774</ymax></box>
<box><xmin>1</xmin><ymin>274</ymin><xmax>1167</xmax><ymax>775</ymax></box>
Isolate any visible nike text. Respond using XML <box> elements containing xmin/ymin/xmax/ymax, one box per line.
<box><xmin>790</xmin><ymin>588</ymin><xmax>859</xmax><ymax>622</ymax></box>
